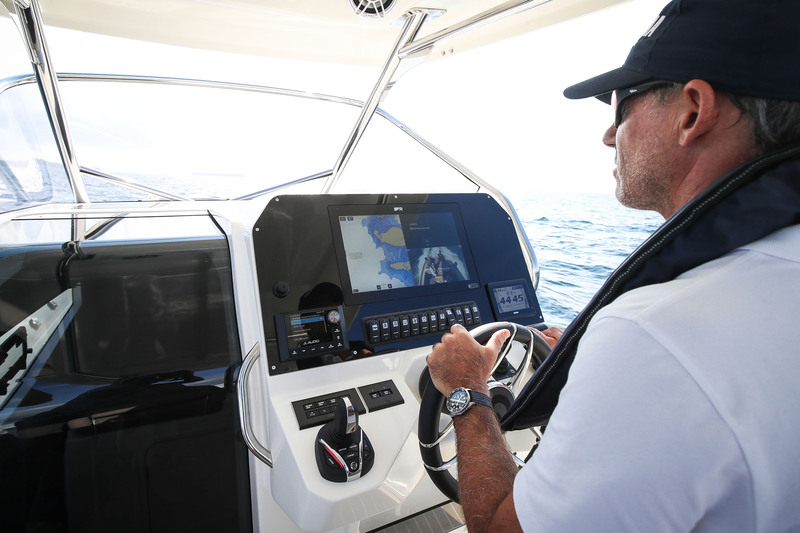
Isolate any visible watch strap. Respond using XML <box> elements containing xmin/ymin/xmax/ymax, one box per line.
<box><xmin>468</xmin><ymin>390</ymin><xmax>492</xmax><ymax>409</ymax></box>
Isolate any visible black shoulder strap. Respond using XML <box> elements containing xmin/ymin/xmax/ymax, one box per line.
<box><xmin>502</xmin><ymin>144</ymin><xmax>800</xmax><ymax>430</ymax></box>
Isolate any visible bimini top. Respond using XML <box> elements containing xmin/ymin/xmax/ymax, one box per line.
<box><xmin>1</xmin><ymin>0</ymin><xmax>628</xmax><ymax>66</ymax></box>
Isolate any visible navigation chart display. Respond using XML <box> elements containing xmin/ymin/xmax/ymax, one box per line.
<box><xmin>331</xmin><ymin>204</ymin><xmax>476</xmax><ymax>302</ymax></box>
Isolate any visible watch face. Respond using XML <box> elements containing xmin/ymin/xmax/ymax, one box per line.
<box><xmin>446</xmin><ymin>388</ymin><xmax>470</xmax><ymax>415</ymax></box>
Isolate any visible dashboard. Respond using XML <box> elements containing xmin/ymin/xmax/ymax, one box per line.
<box><xmin>254</xmin><ymin>193</ymin><xmax>544</xmax><ymax>431</ymax></box>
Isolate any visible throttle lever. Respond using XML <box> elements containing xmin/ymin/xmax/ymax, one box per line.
<box><xmin>334</xmin><ymin>395</ymin><xmax>357</xmax><ymax>436</ymax></box>
<box><xmin>315</xmin><ymin>396</ymin><xmax>374</xmax><ymax>482</ymax></box>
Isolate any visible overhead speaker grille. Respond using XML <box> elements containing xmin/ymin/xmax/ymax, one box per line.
<box><xmin>349</xmin><ymin>0</ymin><xmax>396</xmax><ymax>18</ymax></box>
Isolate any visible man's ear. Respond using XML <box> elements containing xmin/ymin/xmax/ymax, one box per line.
<box><xmin>677</xmin><ymin>79</ymin><xmax>719</xmax><ymax>147</ymax></box>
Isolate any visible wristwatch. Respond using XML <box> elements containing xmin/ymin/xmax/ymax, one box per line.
<box><xmin>446</xmin><ymin>387</ymin><xmax>493</xmax><ymax>417</ymax></box>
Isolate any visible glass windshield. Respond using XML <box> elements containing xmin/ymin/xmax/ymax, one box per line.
<box><xmin>0</xmin><ymin>3</ymin><xmax>479</xmax><ymax>213</ymax></box>
<box><xmin>0</xmin><ymin>5</ymin><xmax>74</xmax><ymax>212</ymax></box>
<box><xmin>59</xmin><ymin>80</ymin><xmax>362</xmax><ymax>199</ymax></box>
<box><xmin>0</xmin><ymin>75</ymin><xmax>478</xmax><ymax>211</ymax></box>
<box><xmin>0</xmin><ymin>81</ymin><xmax>76</xmax><ymax>212</ymax></box>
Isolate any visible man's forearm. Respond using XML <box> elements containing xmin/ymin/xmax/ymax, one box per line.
<box><xmin>454</xmin><ymin>404</ymin><xmax>522</xmax><ymax>533</ymax></box>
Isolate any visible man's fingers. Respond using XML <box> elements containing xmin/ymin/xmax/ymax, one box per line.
<box><xmin>450</xmin><ymin>323</ymin><xmax>467</xmax><ymax>334</ymax></box>
<box><xmin>486</xmin><ymin>329</ymin><xmax>512</xmax><ymax>355</ymax></box>
<box><xmin>530</xmin><ymin>326</ymin><xmax>563</xmax><ymax>349</ymax></box>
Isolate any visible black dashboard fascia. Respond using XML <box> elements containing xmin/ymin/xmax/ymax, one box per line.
<box><xmin>253</xmin><ymin>193</ymin><xmax>544</xmax><ymax>375</ymax></box>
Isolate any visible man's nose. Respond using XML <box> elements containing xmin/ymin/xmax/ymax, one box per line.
<box><xmin>602</xmin><ymin>124</ymin><xmax>617</xmax><ymax>148</ymax></box>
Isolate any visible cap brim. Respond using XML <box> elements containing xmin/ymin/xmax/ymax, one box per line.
<box><xmin>563</xmin><ymin>67</ymin><xmax>652</xmax><ymax>103</ymax></box>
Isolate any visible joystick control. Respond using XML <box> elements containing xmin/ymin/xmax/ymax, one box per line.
<box><xmin>315</xmin><ymin>396</ymin><xmax>374</xmax><ymax>482</ymax></box>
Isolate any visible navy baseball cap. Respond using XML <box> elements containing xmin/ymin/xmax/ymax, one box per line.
<box><xmin>564</xmin><ymin>0</ymin><xmax>800</xmax><ymax>103</ymax></box>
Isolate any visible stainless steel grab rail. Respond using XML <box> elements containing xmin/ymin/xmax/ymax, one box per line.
<box><xmin>13</xmin><ymin>0</ymin><xmax>89</xmax><ymax>204</ymax></box>
<box><xmin>237</xmin><ymin>343</ymin><xmax>273</xmax><ymax>467</ymax></box>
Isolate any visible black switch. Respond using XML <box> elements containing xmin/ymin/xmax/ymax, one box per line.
<box><xmin>390</xmin><ymin>316</ymin><xmax>401</xmax><ymax>339</ymax></box>
<box><xmin>428</xmin><ymin>310</ymin><xmax>438</xmax><ymax>332</ymax></box>
<box><xmin>379</xmin><ymin>318</ymin><xmax>391</xmax><ymax>342</ymax></box>
<box><xmin>366</xmin><ymin>320</ymin><xmax>380</xmax><ymax>344</ymax></box>
<box><xmin>420</xmin><ymin>313</ymin><xmax>429</xmax><ymax>334</ymax></box>
<box><xmin>410</xmin><ymin>314</ymin><xmax>420</xmax><ymax>336</ymax></box>
<box><xmin>400</xmin><ymin>315</ymin><xmax>411</xmax><ymax>337</ymax></box>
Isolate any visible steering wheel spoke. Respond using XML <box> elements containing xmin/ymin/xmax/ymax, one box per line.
<box><xmin>419</xmin><ymin>419</ymin><xmax>455</xmax><ymax>449</ymax></box>
<box><xmin>418</xmin><ymin>321</ymin><xmax>551</xmax><ymax>502</ymax></box>
<box><xmin>424</xmin><ymin>456</ymin><xmax>458</xmax><ymax>472</ymax></box>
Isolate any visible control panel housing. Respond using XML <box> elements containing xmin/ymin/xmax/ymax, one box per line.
<box><xmin>254</xmin><ymin>193</ymin><xmax>544</xmax><ymax>378</ymax></box>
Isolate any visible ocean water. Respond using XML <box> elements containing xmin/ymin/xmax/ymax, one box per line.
<box><xmin>514</xmin><ymin>192</ymin><xmax>663</xmax><ymax>329</ymax></box>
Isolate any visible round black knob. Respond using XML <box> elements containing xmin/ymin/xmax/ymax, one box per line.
<box><xmin>273</xmin><ymin>281</ymin><xmax>290</xmax><ymax>298</ymax></box>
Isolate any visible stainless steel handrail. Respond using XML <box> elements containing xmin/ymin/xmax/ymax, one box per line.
<box><xmin>50</xmin><ymin>73</ymin><xmax>366</xmax><ymax>107</ymax></box>
<box><xmin>398</xmin><ymin>0</ymin><xmax>552</xmax><ymax>59</ymax></box>
<box><xmin>376</xmin><ymin>109</ymin><xmax>540</xmax><ymax>287</ymax></box>
<box><xmin>237</xmin><ymin>343</ymin><xmax>273</xmax><ymax>468</ymax></box>
<box><xmin>322</xmin><ymin>8</ymin><xmax>432</xmax><ymax>193</ymax></box>
<box><xmin>234</xmin><ymin>169</ymin><xmax>333</xmax><ymax>201</ymax></box>
<box><xmin>81</xmin><ymin>167</ymin><xmax>190</xmax><ymax>201</ymax></box>
<box><xmin>12</xmin><ymin>0</ymin><xmax>89</xmax><ymax>204</ymax></box>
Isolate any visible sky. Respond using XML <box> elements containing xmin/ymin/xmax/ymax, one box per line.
<box><xmin>2</xmin><ymin>0</ymin><xmax>667</xmax><ymax>195</ymax></box>
<box><xmin>382</xmin><ymin>0</ymin><xmax>667</xmax><ymax>194</ymax></box>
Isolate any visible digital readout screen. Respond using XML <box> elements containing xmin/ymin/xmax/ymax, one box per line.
<box><xmin>491</xmin><ymin>284</ymin><xmax>530</xmax><ymax>314</ymax></box>
<box><xmin>285</xmin><ymin>310</ymin><xmax>334</xmax><ymax>349</ymax></box>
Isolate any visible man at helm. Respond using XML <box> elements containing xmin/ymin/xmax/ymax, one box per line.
<box><xmin>426</xmin><ymin>0</ymin><xmax>800</xmax><ymax>531</ymax></box>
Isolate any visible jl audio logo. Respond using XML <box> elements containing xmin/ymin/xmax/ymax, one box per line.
<box><xmin>393</xmin><ymin>207</ymin><xmax>404</xmax><ymax>212</ymax></box>
<box><xmin>643</xmin><ymin>15</ymin><xmax>665</xmax><ymax>38</ymax></box>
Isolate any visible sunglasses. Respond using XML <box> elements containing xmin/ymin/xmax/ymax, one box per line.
<box><xmin>611</xmin><ymin>80</ymin><xmax>671</xmax><ymax>127</ymax></box>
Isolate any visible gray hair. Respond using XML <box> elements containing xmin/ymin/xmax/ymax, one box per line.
<box><xmin>725</xmin><ymin>94</ymin><xmax>800</xmax><ymax>154</ymax></box>
<box><xmin>652</xmin><ymin>82</ymin><xmax>800</xmax><ymax>154</ymax></box>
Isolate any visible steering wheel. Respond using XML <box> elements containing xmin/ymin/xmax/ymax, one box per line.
<box><xmin>418</xmin><ymin>322</ymin><xmax>551</xmax><ymax>502</ymax></box>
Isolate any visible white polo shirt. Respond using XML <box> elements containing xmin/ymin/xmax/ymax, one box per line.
<box><xmin>514</xmin><ymin>224</ymin><xmax>800</xmax><ymax>532</ymax></box>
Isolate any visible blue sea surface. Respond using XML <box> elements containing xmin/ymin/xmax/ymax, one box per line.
<box><xmin>515</xmin><ymin>192</ymin><xmax>662</xmax><ymax>329</ymax></box>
